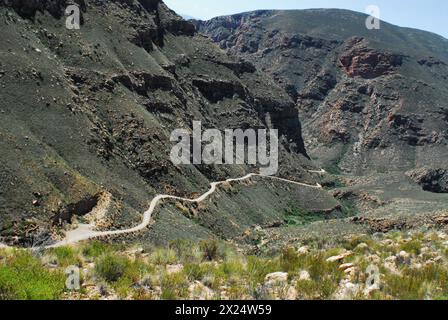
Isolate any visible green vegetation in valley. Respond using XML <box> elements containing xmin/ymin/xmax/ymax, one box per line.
<box><xmin>284</xmin><ymin>200</ymin><xmax>358</xmax><ymax>227</ymax></box>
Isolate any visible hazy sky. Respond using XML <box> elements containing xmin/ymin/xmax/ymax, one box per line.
<box><xmin>164</xmin><ymin>0</ymin><xmax>448</xmax><ymax>39</ymax></box>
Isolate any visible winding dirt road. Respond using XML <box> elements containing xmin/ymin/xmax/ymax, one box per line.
<box><xmin>0</xmin><ymin>172</ymin><xmax>323</xmax><ymax>249</ymax></box>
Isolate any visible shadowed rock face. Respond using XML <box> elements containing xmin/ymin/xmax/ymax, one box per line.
<box><xmin>0</xmin><ymin>1</ymin><xmax>336</xmax><ymax>246</ymax></box>
<box><xmin>407</xmin><ymin>168</ymin><xmax>448</xmax><ymax>193</ymax></box>
<box><xmin>196</xmin><ymin>9</ymin><xmax>448</xmax><ymax>175</ymax></box>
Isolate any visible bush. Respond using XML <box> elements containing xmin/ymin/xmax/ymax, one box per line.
<box><xmin>149</xmin><ymin>248</ymin><xmax>177</xmax><ymax>265</ymax></box>
<box><xmin>82</xmin><ymin>241</ymin><xmax>111</xmax><ymax>259</ymax></box>
<box><xmin>399</xmin><ymin>240</ymin><xmax>422</xmax><ymax>255</ymax></box>
<box><xmin>280</xmin><ymin>247</ymin><xmax>300</xmax><ymax>273</ymax></box>
<box><xmin>384</xmin><ymin>264</ymin><xmax>448</xmax><ymax>300</ymax></box>
<box><xmin>161</xmin><ymin>272</ymin><xmax>189</xmax><ymax>300</ymax></box>
<box><xmin>383</xmin><ymin>273</ymin><xmax>425</xmax><ymax>300</ymax></box>
<box><xmin>307</xmin><ymin>253</ymin><xmax>344</xmax><ymax>282</ymax></box>
<box><xmin>184</xmin><ymin>263</ymin><xmax>212</xmax><ymax>281</ymax></box>
<box><xmin>95</xmin><ymin>254</ymin><xmax>129</xmax><ymax>282</ymax></box>
<box><xmin>219</xmin><ymin>260</ymin><xmax>245</xmax><ymax>279</ymax></box>
<box><xmin>200</xmin><ymin>239</ymin><xmax>218</xmax><ymax>261</ymax></box>
<box><xmin>246</xmin><ymin>256</ymin><xmax>280</xmax><ymax>284</ymax></box>
<box><xmin>169</xmin><ymin>240</ymin><xmax>203</xmax><ymax>264</ymax></box>
<box><xmin>52</xmin><ymin>246</ymin><xmax>81</xmax><ymax>267</ymax></box>
<box><xmin>0</xmin><ymin>251</ymin><xmax>65</xmax><ymax>300</ymax></box>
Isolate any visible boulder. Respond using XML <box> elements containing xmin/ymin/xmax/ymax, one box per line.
<box><xmin>326</xmin><ymin>251</ymin><xmax>353</xmax><ymax>263</ymax></box>
<box><xmin>258</xmin><ymin>272</ymin><xmax>291</xmax><ymax>300</ymax></box>
<box><xmin>297</xmin><ymin>246</ymin><xmax>309</xmax><ymax>255</ymax></box>
<box><xmin>188</xmin><ymin>281</ymin><xmax>214</xmax><ymax>300</ymax></box>
<box><xmin>298</xmin><ymin>270</ymin><xmax>311</xmax><ymax>281</ymax></box>
<box><xmin>166</xmin><ymin>264</ymin><xmax>184</xmax><ymax>275</ymax></box>
<box><xmin>333</xmin><ymin>280</ymin><xmax>361</xmax><ymax>300</ymax></box>
<box><xmin>384</xmin><ymin>256</ymin><xmax>401</xmax><ymax>275</ymax></box>
<box><xmin>397</xmin><ymin>251</ymin><xmax>411</xmax><ymax>265</ymax></box>
<box><xmin>265</xmin><ymin>272</ymin><xmax>288</xmax><ymax>283</ymax></box>
<box><xmin>355</xmin><ymin>243</ymin><xmax>369</xmax><ymax>252</ymax></box>
<box><xmin>339</xmin><ymin>263</ymin><xmax>355</xmax><ymax>271</ymax></box>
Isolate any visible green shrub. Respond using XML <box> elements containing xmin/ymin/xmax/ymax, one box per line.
<box><xmin>95</xmin><ymin>254</ymin><xmax>129</xmax><ymax>282</ymax></box>
<box><xmin>284</xmin><ymin>207</ymin><xmax>319</xmax><ymax>226</ymax></box>
<box><xmin>324</xmin><ymin>163</ymin><xmax>341</xmax><ymax>175</ymax></box>
<box><xmin>52</xmin><ymin>246</ymin><xmax>81</xmax><ymax>267</ymax></box>
<box><xmin>161</xmin><ymin>272</ymin><xmax>189</xmax><ymax>300</ymax></box>
<box><xmin>149</xmin><ymin>248</ymin><xmax>177</xmax><ymax>265</ymax></box>
<box><xmin>200</xmin><ymin>238</ymin><xmax>218</xmax><ymax>261</ymax></box>
<box><xmin>95</xmin><ymin>251</ymin><xmax>150</xmax><ymax>292</ymax></box>
<box><xmin>340</xmin><ymin>235</ymin><xmax>374</xmax><ymax>251</ymax></box>
<box><xmin>123</xmin><ymin>259</ymin><xmax>150</xmax><ymax>283</ymax></box>
<box><xmin>114</xmin><ymin>277</ymin><xmax>133</xmax><ymax>298</ymax></box>
<box><xmin>0</xmin><ymin>251</ymin><xmax>65</xmax><ymax>300</ymax></box>
<box><xmin>295</xmin><ymin>277</ymin><xmax>339</xmax><ymax>300</ymax></box>
<box><xmin>306</xmin><ymin>253</ymin><xmax>344</xmax><ymax>284</ymax></box>
<box><xmin>82</xmin><ymin>241</ymin><xmax>111</xmax><ymax>259</ymax></box>
<box><xmin>169</xmin><ymin>240</ymin><xmax>203</xmax><ymax>264</ymax></box>
<box><xmin>383</xmin><ymin>274</ymin><xmax>425</xmax><ymax>300</ymax></box>
<box><xmin>280</xmin><ymin>247</ymin><xmax>300</xmax><ymax>273</ymax></box>
<box><xmin>434</xmin><ymin>294</ymin><xmax>448</xmax><ymax>301</ymax></box>
<box><xmin>382</xmin><ymin>264</ymin><xmax>448</xmax><ymax>300</ymax></box>
<box><xmin>246</xmin><ymin>256</ymin><xmax>280</xmax><ymax>284</ymax></box>
<box><xmin>399</xmin><ymin>240</ymin><xmax>422</xmax><ymax>255</ymax></box>
<box><xmin>295</xmin><ymin>279</ymin><xmax>318</xmax><ymax>299</ymax></box>
<box><xmin>339</xmin><ymin>199</ymin><xmax>359</xmax><ymax>218</ymax></box>
<box><xmin>218</xmin><ymin>260</ymin><xmax>245</xmax><ymax>279</ymax></box>
<box><xmin>184</xmin><ymin>263</ymin><xmax>213</xmax><ymax>281</ymax></box>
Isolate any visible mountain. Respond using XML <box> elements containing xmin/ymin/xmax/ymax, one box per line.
<box><xmin>196</xmin><ymin>9</ymin><xmax>448</xmax><ymax>175</ymax></box>
<box><xmin>180</xmin><ymin>13</ymin><xmax>197</xmax><ymax>20</ymax></box>
<box><xmin>0</xmin><ymin>1</ymin><xmax>340</xmax><ymax>246</ymax></box>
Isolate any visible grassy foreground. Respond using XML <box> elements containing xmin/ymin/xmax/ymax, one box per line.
<box><xmin>1</xmin><ymin>230</ymin><xmax>448</xmax><ymax>300</ymax></box>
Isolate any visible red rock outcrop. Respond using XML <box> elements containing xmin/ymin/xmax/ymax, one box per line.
<box><xmin>339</xmin><ymin>38</ymin><xmax>403</xmax><ymax>79</ymax></box>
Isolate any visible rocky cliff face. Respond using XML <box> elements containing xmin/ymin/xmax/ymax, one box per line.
<box><xmin>407</xmin><ymin>168</ymin><xmax>448</xmax><ymax>193</ymax></box>
<box><xmin>0</xmin><ymin>1</ymin><xmax>333</xmax><ymax>246</ymax></box>
<box><xmin>196</xmin><ymin>9</ymin><xmax>448</xmax><ymax>175</ymax></box>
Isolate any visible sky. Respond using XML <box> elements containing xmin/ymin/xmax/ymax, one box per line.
<box><xmin>164</xmin><ymin>0</ymin><xmax>448</xmax><ymax>39</ymax></box>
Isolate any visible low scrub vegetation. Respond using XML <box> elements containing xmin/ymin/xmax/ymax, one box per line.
<box><xmin>0</xmin><ymin>251</ymin><xmax>65</xmax><ymax>300</ymax></box>
<box><xmin>1</xmin><ymin>230</ymin><xmax>448</xmax><ymax>300</ymax></box>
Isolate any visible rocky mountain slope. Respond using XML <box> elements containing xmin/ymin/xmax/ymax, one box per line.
<box><xmin>0</xmin><ymin>1</ymin><xmax>341</xmax><ymax>246</ymax></box>
<box><xmin>196</xmin><ymin>9</ymin><xmax>448</xmax><ymax>175</ymax></box>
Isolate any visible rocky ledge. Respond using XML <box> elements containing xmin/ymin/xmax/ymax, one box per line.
<box><xmin>407</xmin><ymin>168</ymin><xmax>448</xmax><ymax>193</ymax></box>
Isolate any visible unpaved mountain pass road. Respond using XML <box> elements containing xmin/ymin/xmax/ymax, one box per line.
<box><xmin>0</xmin><ymin>172</ymin><xmax>323</xmax><ymax>250</ymax></box>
